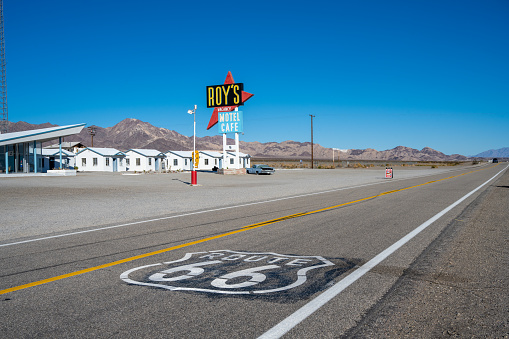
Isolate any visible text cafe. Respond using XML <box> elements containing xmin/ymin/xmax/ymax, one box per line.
<box><xmin>218</xmin><ymin>111</ymin><xmax>243</xmax><ymax>134</ymax></box>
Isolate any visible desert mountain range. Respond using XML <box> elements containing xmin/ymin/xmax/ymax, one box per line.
<box><xmin>7</xmin><ymin>119</ymin><xmax>471</xmax><ymax>161</ymax></box>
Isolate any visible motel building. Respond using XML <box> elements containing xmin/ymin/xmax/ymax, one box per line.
<box><xmin>226</xmin><ymin>151</ymin><xmax>251</xmax><ymax>169</ymax></box>
<box><xmin>39</xmin><ymin>148</ymin><xmax>76</xmax><ymax>172</ymax></box>
<box><xmin>75</xmin><ymin>148</ymin><xmax>127</xmax><ymax>172</ymax></box>
<box><xmin>163</xmin><ymin>150</ymin><xmax>251</xmax><ymax>172</ymax></box>
<box><xmin>45</xmin><ymin>141</ymin><xmax>86</xmax><ymax>154</ymax></box>
<box><xmin>0</xmin><ymin>123</ymin><xmax>85</xmax><ymax>175</ymax></box>
<box><xmin>199</xmin><ymin>151</ymin><xmax>223</xmax><ymax>170</ymax></box>
<box><xmin>124</xmin><ymin>149</ymin><xmax>166</xmax><ymax>172</ymax></box>
<box><xmin>164</xmin><ymin>151</ymin><xmax>193</xmax><ymax>171</ymax></box>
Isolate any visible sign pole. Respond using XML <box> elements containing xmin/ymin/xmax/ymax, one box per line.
<box><xmin>187</xmin><ymin>105</ymin><xmax>198</xmax><ymax>185</ymax></box>
<box><xmin>222</xmin><ymin>133</ymin><xmax>227</xmax><ymax>170</ymax></box>
<box><xmin>191</xmin><ymin>107</ymin><xmax>197</xmax><ymax>185</ymax></box>
<box><xmin>234</xmin><ymin>107</ymin><xmax>240</xmax><ymax>169</ymax></box>
<box><xmin>235</xmin><ymin>132</ymin><xmax>240</xmax><ymax>169</ymax></box>
<box><xmin>310</xmin><ymin>115</ymin><xmax>315</xmax><ymax>169</ymax></box>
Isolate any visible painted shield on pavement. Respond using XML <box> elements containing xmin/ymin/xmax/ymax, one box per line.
<box><xmin>120</xmin><ymin>250</ymin><xmax>335</xmax><ymax>295</ymax></box>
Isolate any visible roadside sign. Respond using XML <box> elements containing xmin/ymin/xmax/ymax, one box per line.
<box><xmin>206</xmin><ymin>72</ymin><xmax>253</xmax><ymax>130</ymax></box>
<box><xmin>192</xmin><ymin>150</ymin><xmax>199</xmax><ymax>168</ymax></box>
<box><xmin>218</xmin><ymin>111</ymin><xmax>243</xmax><ymax>134</ymax></box>
<box><xmin>385</xmin><ymin>168</ymin><xmax>393</xmax><ymax>179</ymax></box>
<box><xmin>207</xmin><ymin>83</ymin><xmax>244</xmax><ymax>108</ymax></box>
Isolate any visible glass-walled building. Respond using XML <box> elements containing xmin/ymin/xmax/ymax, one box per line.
<box><xmin>0</xmin><ymin>142</ymin><xmax>43</xmax><ymax>173</ymax></box>
<box><xmin>0</xmin><ymin>123</ymin><xmax>85</xmax><ymax>174</ymax></box>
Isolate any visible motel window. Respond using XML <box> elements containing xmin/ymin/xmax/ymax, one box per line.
<box><xmin>185</xmin><ymin>159</ymin><xmax>187</xmax><ymax>166</ymax></box>
<box><xmin>82</xmin><ymin>158</ymin><xmax>86</xmax><ymax>167</ymax></box>
<box><xmin>205</xmin><ymin>159</ymin><xmax>209</xmax><ymax>166</ymax></box>
<box><xmin>215</xmin><ymin>159</ymin><xmax>217</xmax><ymax>165</ymax></box>
<box><xmin>174</xmin><ymin>159</ymin><xmax>178</xmax><ymax>166</ymax></box>
<box><xmin>119</xmin><ymin>159</ymin><xmax>123</xmax><ymax>166</ymax></box>
<box><xmin>230</xmin><ymin>158</ymin><xmax>234</xmax><ymax>165</ymax></box>
<box><xmin>93</xmin><ymin>158</ymin><xmax>98</xmax><ymax>166</ymax></box>
<box><xmin>106</xmin><ymin>158</ymin><xmax>110</xmax><ymax>166</ymax></box>
<box><xmin>136</xmin><ymin>158</ymin><xmax>141</xmax><ymax>166</ymax></box>
<box><xmin>126</xmin><ymin>158</ymin><xmax>130</xmax><ymax>166</ymax></box>
<box><xmin>40</xmin><ymin>158</ymin><xmax>44</xmax><ymax>167</ymax></box>
<box><xmin>148</xmin><ymin>158</ymin><xmax>152</xmax><ymax>166</ymax></box>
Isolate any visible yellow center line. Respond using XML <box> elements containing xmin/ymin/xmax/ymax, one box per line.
<box><xmin>0</xmin><ymin>164</ymin><xmax>497</xmax><ymax>295</ymax></box>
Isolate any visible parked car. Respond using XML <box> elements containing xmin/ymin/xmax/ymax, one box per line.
<box><xmin>246</xmin><ymin>164</ymin><xmax>275</xmax><ymax>175</ymax></box>
<box><xmin>493</xmin><ymin>158</ymin><xmax>498</xmax><ymax>163</ymax></box>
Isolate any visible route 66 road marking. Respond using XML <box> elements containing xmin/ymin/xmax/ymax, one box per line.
<box><xmin>120</xmin><ymin>250</ymin><xmax>334</xmax><ymax>295</ymax></box>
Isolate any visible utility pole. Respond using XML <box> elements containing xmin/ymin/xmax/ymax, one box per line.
<box><xmin>310</xmin><ymin>114</ymin><xmax>315</xmax><ymax>169</ymax></box>
<box><xmin>87</xmin><ymin>127</ymin><xmax>96</xmax><ymax>147</ymax></box>
<box><xmin>332</xmin><ymin>148</ymin><xmax>340</xmax><ymax>167</ymax></box>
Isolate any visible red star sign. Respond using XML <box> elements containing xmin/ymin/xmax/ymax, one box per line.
<box><xmin>206</xmin><ymin>71</ymin><xmax>254</xmax><ymax>130</ymax></box>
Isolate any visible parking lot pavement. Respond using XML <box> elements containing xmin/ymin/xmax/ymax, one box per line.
<box><xmin>0</xmin><ymin>165</ymin><xmax>480</xmax><ymax>242</ymax></box>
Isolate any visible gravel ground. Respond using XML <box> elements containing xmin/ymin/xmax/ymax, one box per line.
<box><xmin>344</xmin><ymin>169</ymin><xmax>509</xmax><ymax>338</ymax></box>
<box><xmin>0</xmin><ymin>165</ymin><xmax>479</xmax><ymax>242</ymax></box>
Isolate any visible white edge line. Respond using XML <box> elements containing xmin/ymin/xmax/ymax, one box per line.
<box><xmin>257</xmin><ymin>164</ymin><xmax>507</xmax><ymax>339</ymax></box>
<box><xmin>0</xmin><ymin>164</ymin><xmax>491</xmax><ymax>248</ymax></box>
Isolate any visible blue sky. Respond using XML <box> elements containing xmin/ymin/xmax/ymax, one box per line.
<box><xmin>5</xmin><ymin>0</ymin><xmax>508</xmax><ymax>156</ymax></box>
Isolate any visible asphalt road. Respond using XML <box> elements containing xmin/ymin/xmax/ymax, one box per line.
<box><xmin>0</xmin><ymin>163</ymin><xmax>507</xmax><ymax>338</ymax></box>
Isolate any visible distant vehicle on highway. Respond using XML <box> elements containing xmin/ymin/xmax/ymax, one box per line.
<box><xmin>492</xmin><ymin>158</ymin><xmax>498</xmax><ymax>163</ymax></box>
<box><xmin>246</xmin><ymin>164</ymin><xmax>275</xmax><ymax>175</ymax></box>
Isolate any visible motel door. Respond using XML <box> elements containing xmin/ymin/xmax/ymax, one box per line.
<box><xmin>155</xmin><ymin>159</ymin><xmax>159</xmax><ymax>171</ymax></box>
<box><xmin>113</xmin><ymin>158</ymin><xmax>118</xmax><ymax>172</ymax></box>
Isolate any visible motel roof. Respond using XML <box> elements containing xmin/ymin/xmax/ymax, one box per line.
<box><xmin>200</xmin><ymin>151</ymin><xmax>223</xmax><ymax>158</ymax></box>
<box><xmin>165</xmin><ymin>151</ymin><xmax>192</xmax><ymax>158</ymax></box>
<box><xmin>226</xmin><ymin>151</ymin><xmax>251</xmax><ymax>158</ymax></box>
<box><xmin>41</xmin><ymin>149</ymin><xmax>75</xmax><ymax>157</ymax></box>
<box><xmin>0</xmin><ymin>123</ymin><xmax>86</xmax><ymax>147</ymax></box>
<box><xmin>76</xmin><ymin>148</ymin><xmax>126</xmax><ymax>157</ymax></box>
<box><xmin>45</xmin><ymin>141</ymin><xmax>86</xmax><ymax>149</ymax></box>
<box><xmin>125</xmin><ymin>149</ymin><xmax>165</xmax><ymax>157</ymax></box>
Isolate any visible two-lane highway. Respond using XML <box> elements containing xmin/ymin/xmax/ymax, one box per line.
<box><xmin>1</xmin><ymin>164</ymin><xmax>506</xmax><ymax>338</ymax></box>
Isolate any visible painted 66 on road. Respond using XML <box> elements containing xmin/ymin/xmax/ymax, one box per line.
<box><xmin>120</xmin><ymin>250</ymin><xmax>334</xmax><ymax>295</ymax></box>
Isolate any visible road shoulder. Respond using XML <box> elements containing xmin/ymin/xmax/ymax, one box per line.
<box><xmin>344</xmin><ymin>169</ymin><xmax>509</xmax><ymax>338</ymax></box>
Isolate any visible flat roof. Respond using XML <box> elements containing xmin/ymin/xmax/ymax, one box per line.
<box><xmin>0</xmin><ymin>123</ymin><xmax>86</xmax><ymax>147</ymax></box>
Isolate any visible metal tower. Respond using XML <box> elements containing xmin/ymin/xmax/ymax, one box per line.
<box><xmin>0</xmin><ymin>0</ymin><xmax>7</xmax><ymax>134</ymax></box>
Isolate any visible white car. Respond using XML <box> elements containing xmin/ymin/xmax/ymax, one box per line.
<box><xmin>246</xmin><ymin>164</ymin><xmax>275</xmax><ymax>175</ymax></box>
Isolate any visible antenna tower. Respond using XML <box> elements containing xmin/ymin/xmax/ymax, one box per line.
<box><xmin>0</xmin><ymin>0</ymin><xmax>7</xmax><ymax>134</ymax></box>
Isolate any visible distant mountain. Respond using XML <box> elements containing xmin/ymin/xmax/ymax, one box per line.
<box><xmin>6</xmin><ymin>119</ymin><xmax>469</xmax><ymax>161</ymax></box>
<box><xmin>473</xmin><ymin>148</ymin><xmax>509</xmax><ymax>158</ymax></box>
<box><xmin>7</xmin><ymin>121</ymin><xmax>58</xmax><ymax>132</ymax></box>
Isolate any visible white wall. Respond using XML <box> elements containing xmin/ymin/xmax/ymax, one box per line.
<box><xmin>75</xmin><ymin>150</ymin><xmax>126</xmax><ymax>172</ymax></box>
<box><xmin>164</xmin><ymin>153</ymin><xmax>192</xmax><ymax>171</ymax></box>
<box><xmin>223</xmin><ymin>154</ymin><xmax>250</xmax><ymax>169</ymax></box>
<box><xmin>125</xmin><ymin>151</ymin><xmax>163</xmax><ymax>172</ymax></box>
<box><xmin>198</xmin><ymin>154</ymin><xmax>221</xmax><ymax>170</ymax></box>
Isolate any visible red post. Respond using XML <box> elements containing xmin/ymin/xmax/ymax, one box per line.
<box><xmin>191</xmin><ymin>170</ymin><xmax>197</xmax><ymax>185</ymax></box>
